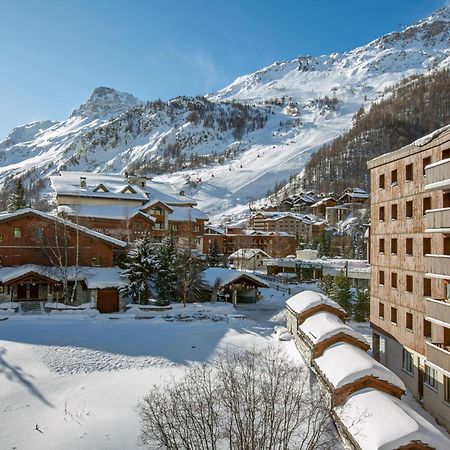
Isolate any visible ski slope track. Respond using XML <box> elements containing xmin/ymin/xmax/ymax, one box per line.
<box><xmin>0</xmin><ymin>9</ymin><xmax>449</xmax><ymax>221</ymax></box>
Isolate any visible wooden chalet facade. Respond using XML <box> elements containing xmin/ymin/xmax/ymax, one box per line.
<box><xmin>0</xmin><ymin>209</ymin><xmax>127</xmax><ymax>312</ymax></box>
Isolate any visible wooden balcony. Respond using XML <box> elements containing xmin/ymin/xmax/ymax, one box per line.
<box><xmin>426</xmin><ymin>298</ymin><xmax>450</xmax><ymax>325</ymax></box>
<box><xmin>426</xmin><ymin>340</ymin><xmax>450</xmax><ymax>372</ymax></box>
<box><xmin>425</xmin><ymin>158</ymin><xmax>450</xmax><ymax>191</ymax></box>
<box><xmin>425</xmin><ymin>208</ymin><xmax>450</xmax><ymax>233</ymax></box>
<box><xmin>425</xmin><ymin>254</ymin><xmax>450</xmax><ymax>277</ymax></box>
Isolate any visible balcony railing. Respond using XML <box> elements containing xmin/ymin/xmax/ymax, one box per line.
<box><xmin>426</xmin><ymin>340</ymin><xmax>450</xmax><ymax>372</ymax></box>
<box><xmin>425</xmin><ymin>208</ymin><xmax>450</xmax><ymax>232</ymax></box>
<box><xmin>425</xmin><ymin>254</ymin><xmax>450</xmax><ymax>277</ymax></box>
<box><xmin>426</xmin><ymin>298</ymin><xmax>450</xmax><ymax>325</ymax></box>
<box><xmin>425</xmin><ymin>158</ymin><xmax>450</xmax><ymax>191</ymax></box>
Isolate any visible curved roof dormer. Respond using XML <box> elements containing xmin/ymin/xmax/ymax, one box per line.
<box><xmin>286</xmin><ymin>290</ymin><xmax>347</xmax><ymax>324</ymax></box>
<box><xmin>314</xmin><ymin>342</ymin><xmax>405</xmax><ymax>406</ymax></box>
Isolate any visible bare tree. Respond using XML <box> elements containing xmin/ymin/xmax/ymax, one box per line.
<box><xmin>137</xmin><ymin>347</ymin><xmax>337</xmax><ymax>450</ymax></box>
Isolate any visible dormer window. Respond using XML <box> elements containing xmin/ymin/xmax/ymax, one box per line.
<box><xmin>93</xmin><ymin>183</ymin><xmax>109</xmax><ymax>193</ymax></box>
<box><xmin>121</xmin><ymin>185</ymin><xmax>137</xmax><ymax>194</ymax></box>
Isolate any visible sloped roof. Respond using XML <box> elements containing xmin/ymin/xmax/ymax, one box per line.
<box><xmin>0</xmin><ymin>208</ymin><xmax>127</xmax><ymax>248</ymax></box>
<box><xmin>336</xmin><ymin>388</ymin><xmax>450</xmax><ymax>450</ymax></box>
<box><xmin>168</xmin><ymin>206</ymin><xmax>208</xmax><ymax>222</ymax></box>
<box><xmin>286</xmin><ymin>290</ymin><xmax>345</xmax><ymax>315</ymax></box>
<box><xmin>201</xmin><ymin>268</ymin><xmax>269</xmax><ymax>289</ymax></box>
<box><xmin>228</xmin><ymin>248</ymin><xmax>270</xmax><ymax>260</ymax></box>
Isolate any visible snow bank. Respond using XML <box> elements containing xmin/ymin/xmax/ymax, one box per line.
<box><xmin>299</xmin><ymin>311</ymin><xmax>368</xmax><ymax>346</ymax></box>
<box><xmin>315</xmin><ymin>342</ymin><xmax>405</xmax><ymax>391</ymax></box>
<box><xmin>336</xmin><ymin>388</ymin><xmax>450</xmax><ymax>450</ymax></box>
<box><xmin>286</xmin><ymin>290</ymin><xmax>345</xmax><ymax>315</ymax></box>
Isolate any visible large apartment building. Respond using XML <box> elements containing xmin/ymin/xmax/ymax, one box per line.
<box><xmin>368</xmin><ymin>125</ymin><xmax>450</xmax><ymax>430</ymax></box>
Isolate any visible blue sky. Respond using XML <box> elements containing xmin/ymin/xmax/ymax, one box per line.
<box><xmin>0</xmin><ymin>0</ymin><xmax>446</xmax><ymax>138</ymax></box>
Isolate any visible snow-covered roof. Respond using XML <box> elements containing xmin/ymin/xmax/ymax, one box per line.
<box><xmin>51</xmin><ymin>171</ymin><xmax>149</xmax><ymax>202</ymax></box>
<box><xmin>228</xmin><ymin>248</ymin><xmax>270</xmax><ymax>260</ymax></box>
<box><xmin>286</xmin><ymin>290</ymin><xmax>345</xmax><ymax>315</ymax></box>
<box><xmin>299</xmin><ymin>311</ymin><xmax>368</xmax><ymax>346</ymax></box>
<box><xmin>58</xmin><ymin>204</ymin><xmax>155</xmax><ymax>222</ymax></box>
<box><xmin>168</xmin><ymin>206</ymin><xmax>208</xmax><ymax>222</ymax></box>
<box><xmin>143</xmin><ymin>180</ymin><xmax>197</xmax><ymax>206</ymax></box>
<box><xmin>315</xmin><ymin>342</ymin><xmax>405</xmax><ymax>391</ymax></box>
<box><xmin>0</xmin><ymin>208</ymin><xmax>127</xmax><ymax>248</ymax></box>
<box><xmin>201</xmin><ymin>267</ymin><xmax>269</xmax><ymax>289</ymax></box>
<box><xmin>336</xmin><ymin>388</ymin><xmax>450</xmax><ymax>450</ymax></box>
<box><xmin>0</xmin><ymin>265</ymin><xmax>126</xmax><ymax>289</ymax></box>
<box><xmin>311</xmin><ymin>197</ymin><xmax>337</xmax><ymax>208</ymax></box>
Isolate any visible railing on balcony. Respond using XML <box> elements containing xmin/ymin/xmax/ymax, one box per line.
<box><xmin>425</xmin><ymin>208</ymin><xmax>450</xmax><ymax>232</ymax></box>
<box><xmin>425</xmin><ymin>158</ymin><xmax>450</xmax><ymax>191</ymax></box>
<box><xmin>425</xmin><ymin>254</ymin><xmax>450</xmax><ymax>277</ymax></box>
<box><xmin>426</xmin><ymin>298</ymin><xmax>450</xmax><ymax>325</ymax></box>
<box><xmin>426</xmin><ymin>340</ymin><xmax>450</xmax><ymax>372</ymax></box>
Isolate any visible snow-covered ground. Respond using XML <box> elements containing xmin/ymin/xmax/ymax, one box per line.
<box><xmin>0</xmin><ymin>288</ymin><xmax>298</xmax><ymax>450</ymax></box>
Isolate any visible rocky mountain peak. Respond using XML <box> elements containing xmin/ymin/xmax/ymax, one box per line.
<box><xmin>70</xmin><ymin>86</ymin><xmax>142</xmax><ymax>118</ymax></box>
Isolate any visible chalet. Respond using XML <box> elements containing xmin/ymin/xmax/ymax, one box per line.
<box><xmin>228</xmin><ymin>248</ymin><xmax>270</xmax><ymax>270</ymax></box>
<box><xmin>310</xmin><ymin>197</ymin><xmax>337</xmax><ymax>218</ymax></box>
<box><xmin>201</xmin><ymin>268</ymin><xmax>269</xmax><ymax>304</ymax></box>
<box><xmin>51</xmin><ymin>171</ymin><xmax>208</xmax><ymax>249</ymax></box>
<box><xmin>338</xmin><ymin>188</ymin><xmax>369</xmax><ymax>209</ymax></box>
<box><xmin>0</xmin><ymin>208</ymin><xmax>127</xmax><ymax>313</ymax></box>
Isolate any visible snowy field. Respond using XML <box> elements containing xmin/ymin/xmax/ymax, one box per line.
<box><xmin>0</xmin><ymin>288</ymin><xmax>300</xmax><ymax>450</ymax></box>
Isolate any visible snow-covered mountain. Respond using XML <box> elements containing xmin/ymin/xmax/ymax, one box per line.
<box><xmin>0</xmin><ymin>8</ymin><xmax>449</xmax><ymax>220</ymax></box>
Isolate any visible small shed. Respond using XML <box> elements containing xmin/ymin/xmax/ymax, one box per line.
<box><xmin>201</xmin><ymin>268</ymin><xmax>269</xmax><ymax>304</ymax></box>
<box><xmin>228</xmin><ymin>248</ymin><xmax>270</xmax><ymax>270</ymax></box>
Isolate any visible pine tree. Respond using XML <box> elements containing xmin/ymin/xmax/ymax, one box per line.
<box><xmin>120</xmin><ymin>237</ymin><xmax>157</xmax><ymax>304</ymax></box>
<box><xmin>154</xmin><ymin>237</ymin><xmax>178</xmax><ymax>305</ymax></box>
<box><xmin>353</xmin><ymin>288</ymin><xmax>370</xmax><ymax>322</ymax></box>
<box><xmin>317</xmin><ymin>231</ymin><xmax>331</xmax><ymax>257</ymax></box>
<box><xmin>207</xmin><ymin>240</ymin><xmax>221</xmax><ymax>267</ymax></box>
<box><xmin>319</xmin><ymin>274</ymin><xmax>334</xmax><ymax>298</ymax></box>
<box><xmin>8</xmin><ymin>179</ymin><xmax>27</xmax><ymax>212</ymax></box>
<box><xmin>176</xmin><ymin>249</ymin><xmax>203</xmax><ymax>306</ymax></box>
<box><xmin>330</xmin><ymin>270</ymin><xmax>353</xmax><ymax>316</ymax></box>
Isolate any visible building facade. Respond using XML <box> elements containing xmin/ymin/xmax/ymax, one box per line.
<box><xmin>368</xmin><ymin>126</ymin><xmax>450</xmax><ymax>430</ymax></box>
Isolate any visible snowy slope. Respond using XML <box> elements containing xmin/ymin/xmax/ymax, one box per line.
<box><xmin>0</xmin><ymin>8</ymin><xmax>449</xmax><ymax>218</ymax></box>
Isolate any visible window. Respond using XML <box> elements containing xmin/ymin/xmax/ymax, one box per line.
<box><xmin>379</xmin><ymin>302</ymin><xmax>385</xmax><ymax>319</ymax></box>
<box><xmin>379</xmin><ymin>174</ymin><xmax>385</xmax><ymax>189</ymax></box>
<box><xmin>423</xmin><ymin>197</ymin><xmax>431</xmax><ymax>215</ymax></box>
<box><xmin>406</xmin><ymin>238</ymin><xmax>413</xmax><ymax>256</ymax></box>
<box><xmin>423</xmin><ymin>278</ymin><xmax>431</xmax><ymax>297</ymax></box>
<box><xmin>154</xmin><ymin>223</ymin><xmax>163</xmax><ymax>230</ymax></box>
<box><xmin>0</xmin><ymin>234</ymin><xmax>2</xmax><ymax>242</ymax></box>
<box><xmin>391</xmin><ymin>238</ymin><xmax>398</xmax><ymax>255</ymax></box>
<box><xmin>391</xmin><ymin>203</ymin><xmax>398</xmax><ymax>220</ymax></box>
<box><xmin>391</xmin><ymin>169</ymin><xmax>398</xmax><ymax>185</ymax></box>
<box><xmin>91</xmin><ymin>256</ymin><xmax>101</xmax><ymax>267</ymax></box>
<box><xmin>406</xmin><ymin>312</ymin><xmax>413</xmax><ymax>331</ymax></box>
<box><xmin>379</xmin><ymin>206</ymin><xmax>385</xmax><ymax>221</ymax></box>
<box><xmin>193</xmin><ymin>225</ymin><xmax>200</xmax><ymax>232</ymax></box>
<box><xmin>406</xmin><ymin>275</ymin><xmax>413</xmax><ymax>293</ymax></box>
<box><xmin>402</xmin><ymin>349</ymin><xmax>413</xmax><ymax>374</ymax></box>
<box><xmin>379</xmin><ymin>238</ymin><xmax>385</xmax><ymax>254</ymax></box>
<box><xmin>443</xmin><ymin>148</ymin><xmax>450</xmax><ymax>160</ymax></box>
<box><xmin>406</xmin><ymin>200</ymin><xmax>413</xmax><ymax>218</ymax></box>
<box><xmin>445</xmin><ymin>375</ymin><xmax>450</xmax><ymax>403</ymax></box>
<box><xmin>405</xmin><ymin>163</ymin><xmax>413</xmax><ymax>181</ymax></box>
<box><xmin>424</xmin><ymin>319</ymin><xmax>432</xmax><ymax>338</ymax></box>
<box><xmin>13</xmin><ymin>227</ymin><xmax>21</xmax><ymax>238</ymax></box>
<box><xmin>171</xmin><ymin>224</ymin><xmax>178</xmax><ymax>231</ymax></box>
<box><xmin>391</xmin><ymin>272</ymin><xmax>397</xmax><ymax>289</ymax></box>
<box><xmin>391</xmin><ymin>306</ymin><xmax>398</xmax><ymax>324</ymax></box>
<box><xmin>444</xmin><ymin>192</ymin><xmax>450</xmax><ymax>208</ymax></box>
<box><xmin>423</xmin><ymin>156</ymin><xmax>431</xmax><ymax>175</ymax></box>
<box><xmin>423</xmin><ymin>237</ymin><xmax>431</xmax><ymax>255</ymax></box>
<box><xmin>425</xmin><ymin>365</ymin><xmax>438</xmax><ymax>390</ymax></box>
<box><xmin>379</xmin><ymin>270</ymin><xmax>385</xmax><ymax>286</ymax></box>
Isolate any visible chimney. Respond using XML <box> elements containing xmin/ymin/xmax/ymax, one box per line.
<box><xmin>80</xmin><ymin>177</ymin><xmax>87</xmax><ymax>188</ymax></box>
